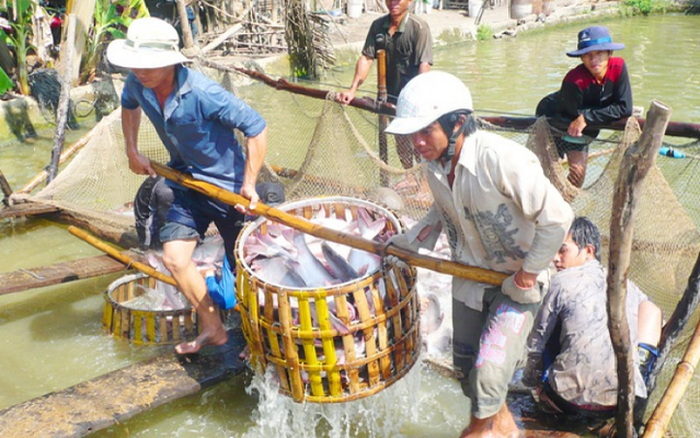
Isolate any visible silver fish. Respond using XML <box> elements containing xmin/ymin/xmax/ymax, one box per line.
<box><xmin>293</xmin><ymin>231</ymin><xmax>336</xmax><ymax>287</ymax></box>
<box><xmin>322</xmin><ymin>241</ymin><xmax>360</xmax><ymax>282</ymax></box>
<box><xmin>252</xmin><ymin>256</ymin><xmax>307</xmax><ymax>288</ymax></box>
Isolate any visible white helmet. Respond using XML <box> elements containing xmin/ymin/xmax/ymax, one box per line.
<box><xmin>385</xmin><ymin>71</ymin><xmax>473</xmax><ymax>135</ymax></box>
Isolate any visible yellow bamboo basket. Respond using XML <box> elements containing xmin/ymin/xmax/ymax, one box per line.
<box><xmin>103</xmin><ymin>273</ymin><xmax>200</xmax><ymax>345</ymax></box>
<box><xmin>235</xmin><ymin>196</ymin><xmax>420</xmax><ymax>403</ymax></box>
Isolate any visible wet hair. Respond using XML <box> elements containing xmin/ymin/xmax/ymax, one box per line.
<box><xmin>568</xmin><ymin>216</ymin><xmax>601</xmax><ymax>261</ymax></box>
<box><xmin>437</xmin><ymin>110</ymin><xmax>477</xmax><ymax>139</ymax></box>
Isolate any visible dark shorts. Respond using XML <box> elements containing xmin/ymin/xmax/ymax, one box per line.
<box><xmin>160</xmin><ymin>188</ymin><xmax>245</xmax><ymax>259</ymax></box>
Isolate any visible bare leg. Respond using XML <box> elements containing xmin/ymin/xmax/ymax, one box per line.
<box><xmin>162</xmin><ymin>239</ymin><xmax>228</xmax><ymax>354</ymax></box>
<box><xmin>565</xmin><ymin>150</ymin><xmax>588</xmax><ymax>188</ymax></box>
<box><xmin>638</xmin><ymin>300</ymin><xmax>663</xmax><ymax>347</ymax></box>
<box><xmin>460</xmin><ymin>403</ymin><xmax>520</xmax><ymax>438</ymax></box>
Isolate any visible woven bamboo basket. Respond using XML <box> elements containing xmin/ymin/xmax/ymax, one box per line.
<box><xmin>235</xmin><ymin>196</ymin><xmax>420</xmax><ymax>403</ymax></box>
<box><xmin>103</xmin><ymin>273</ymin><xmax>200</xmax><ymax>345</ymax></box>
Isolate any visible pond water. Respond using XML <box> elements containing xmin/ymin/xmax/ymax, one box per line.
<box><xmin>1</xmin><ymin>13</ymin><xmax>699</xmax><ymax>438</ymax></box>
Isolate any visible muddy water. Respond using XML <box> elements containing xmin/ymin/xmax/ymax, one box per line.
<box><xmin>1</xmin><ymin>14</ymin><xmax>699</xmax><ymax>438</ymax></box>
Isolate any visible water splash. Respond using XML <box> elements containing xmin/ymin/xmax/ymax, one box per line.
<box><xmin>238</xmin><ymin>361</ymin><xmax>425</xmax><ymax>438</ymax></box>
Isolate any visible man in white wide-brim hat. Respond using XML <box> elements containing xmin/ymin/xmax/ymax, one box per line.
<box><xmin>107</xmin><ymin>17</ymin><xmax>269</xmax><ymax>355</ymax></box>
<box><xmin>385</xmin><ymin>71</ymin><xmax>573</xmax><ymax>438</ymax></box>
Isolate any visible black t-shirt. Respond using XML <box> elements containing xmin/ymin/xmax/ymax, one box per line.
<box><xmin>361</xmin><ymin>13</ymin><xmax>433</xmax><ymax>102</ymax></box>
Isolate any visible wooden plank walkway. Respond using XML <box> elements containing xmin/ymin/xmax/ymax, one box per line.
<box><xmin>0</xmin><ymin>252</ymin><xmax>144</xmax><ymax>296</ymax></box>
<box><xmin>0</xmin><ymin>328</ymin><xmax>248</xmax><ymax>438</ymax></box>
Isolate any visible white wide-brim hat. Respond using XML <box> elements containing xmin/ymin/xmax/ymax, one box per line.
<box><xmin>106</xmin><ymin>17</ymin><xmax>190</xmax><ymax>69</ymax></box>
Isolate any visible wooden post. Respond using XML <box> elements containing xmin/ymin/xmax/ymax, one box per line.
<box><xmin>176</xmin><ymin>0</ymin><xmax>195</xmax><ymax>49</ymax></box>
<box><xmin>607</xmin><ymin>100</ymin><xmax>672</xmax><ymax>438</ymax></box>
<box><xmin>377</xmin><ymin>48</ymin><xmax>389</xmax><ymax>187</ymax></box>
<box><xmin>0</xmin><ymin>167</ymin><xmax>13</xmax><ymax>206</ymax></box>
<box><xmin>47</xmin><ymin>13</ymin><xmax>76</xmax><ymax>183</ymax></box>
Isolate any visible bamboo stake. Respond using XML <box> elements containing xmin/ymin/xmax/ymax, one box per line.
<box><xmin>643</xmin><ymin>309</ymin><xmax>700</xmax><ymax>437</ymax></box>
<box><xmin>150</xmin><ymin>161</ymin><xmax>508</xmax><ymax>285</ymax></box>
<box><xmin>47</xmin><ymin>13</ymin><xmax>76</xmax><ymax>183</ymax></box>
<box><xmin>68</xmin><ymin>225</ymin><xmax>177</xmax><ymax>287</ymax></box>
<box><xmin>635</xmin><ymin>249</ymin><xmax>700</xmax><ymax>424</ymax></box>
<box><xmin>608</xmin><ymin>100</ymin><xmax>672</xmax><ymax>438</ymax></box>
<box><xmin>642</xmin><ymin>251</ymin><xmax>700</xmax><ymax>437</ymax></box>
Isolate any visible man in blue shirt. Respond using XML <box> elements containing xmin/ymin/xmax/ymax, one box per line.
<box><xmin>107</xmin><ymin>17</ymin><xmax>268</xmax><ymax>354</ymax></box>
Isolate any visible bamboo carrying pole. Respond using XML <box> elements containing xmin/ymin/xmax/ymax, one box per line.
<box><xmin>68</xmin><ymin>226</ymin><xmax>177</xmax><ymax>287</ymax></box>
<box><xmin>607</xmin><ymin>100</ymin><xmax>672</xmax><ymax>438</ymax></box>
<box><xmin>150</xmin><ymin>161</ymin><xmax>508</xmax><ymax>286</ymax></box>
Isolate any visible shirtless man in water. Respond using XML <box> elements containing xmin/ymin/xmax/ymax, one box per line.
<box><xmin>107</xmin><ymin>17</ymin><xmax>268</xmax><ymax>354</ymax></box>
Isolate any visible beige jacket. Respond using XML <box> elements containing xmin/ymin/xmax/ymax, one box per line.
<box><xmin>408</xmin><ymin>130</ymin><xmax>574</xmax><ymax>310</ymax></box>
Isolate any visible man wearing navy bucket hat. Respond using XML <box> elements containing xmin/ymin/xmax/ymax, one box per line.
<box><xmin>107</xmin><ymin>17</ymin><xmax>269</xmax><ymax>355</ymax></box>
<box><xmin>536</xmin><ymin>26</ymin><xmax>633</xmax><ymax>188</ymax></box>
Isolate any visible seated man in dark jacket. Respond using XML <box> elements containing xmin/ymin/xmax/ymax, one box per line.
<box><xmin>536</xmin><ymin>26</ymin><xmax>633</xmax><ymax>188</ymax></box>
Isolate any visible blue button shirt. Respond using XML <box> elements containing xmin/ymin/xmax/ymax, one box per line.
<box><xmin>121</xmin><ymin>66</ymin><xmax>267</xmax><ymax>193</ymax></box>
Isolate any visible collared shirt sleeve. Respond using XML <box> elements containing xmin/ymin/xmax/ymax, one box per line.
<box><xmin>414</xmin><ymin>19</ymin><xmax>433</xmax><ymax>66</ymax></box>
<box><xmin>198</xmin><ymin>81</ymin><xmax>267</xmax><ymax>138</ymax></box>
<box><xmin>488</xmin><ymin>147</ymin><xmax>574</xmax><ymax>274</ymax></box>
<box><xmin>361</xmin><ymin>19</ymin><xmax>382</xmax><ymax>59</ymax></box>
<box><xmin>406</xmin><ymin>204</ymin><xmax>443</xmax><ymax>251</ymax></box>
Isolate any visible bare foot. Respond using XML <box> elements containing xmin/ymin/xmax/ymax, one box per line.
<box><xmin>175</xmin><ymin>327</ymin><xmax>228</xmax><ymax>354</ymax></box>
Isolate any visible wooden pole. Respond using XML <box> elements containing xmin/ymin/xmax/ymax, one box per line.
<box><xmin>47</xmin><ymin>13</ymin><xmax>76</xmax><ymax>183</ymax></box>
<box><xmin>215</xmin><ymin>64</ymin><xmax>700</xmax><ymax>139</ymax></box>
<box><xmin>607</xmin><ymin>100</ymin><xmax>672</xmax><ymax>438</ymax></box>
<box><xmin>150</xmin><ymin>161</ymin><xmax>508</xmax><ymax>286</ymax></box>
<box><xmin>377</xmin><ymin>48</ymin><xmax>389</xmax><ymax>187</ymax></box>
<box><xmin>0</xmin><ymin>167</ymin><xmax>12</xmax><ymax>206</ymax></box>
<box><xmin>176</xmin><ymin>0</ymin><xmax>196</xmax><ymax>49</ymax></box>
<box><xmin>642</xmin><ymin>250</ymin><xmax>700</xmax><ymax>437</ymax></box>
<box><xmin>67</xmin><ymin>226</ymin><xmax>178</xmax><ymax>287</ymax></box>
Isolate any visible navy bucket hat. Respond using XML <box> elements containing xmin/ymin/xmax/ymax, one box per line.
<box><xmin>566</xmin><ymin>26</ymin><xmax>625</xmax><ymax>57</ymax></box>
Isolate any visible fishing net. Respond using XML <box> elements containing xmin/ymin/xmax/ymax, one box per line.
<box><xmin>21</xmin><ymin>64</ymin><xmax>700</xmax><ymax>436</ymax></box>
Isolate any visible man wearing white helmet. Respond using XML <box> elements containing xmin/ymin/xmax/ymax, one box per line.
<box><xmin>107</xmin><ymin>17</ymin><xmax>268</xmax><ymax>355</ymax></box>
<box><xmin>386</xmin><ymin>71</ymin><xmax>573</xmax><ymax>437</ymax></box>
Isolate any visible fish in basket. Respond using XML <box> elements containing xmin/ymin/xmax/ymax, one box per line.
<box><xmin>235</xmin><ymin>196</ymin><xmax>421</xmax><ymax>403</ymax></box>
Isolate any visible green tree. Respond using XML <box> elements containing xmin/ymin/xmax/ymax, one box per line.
<box><xmin>79</xmin><ymin>0</ymin><xmax>148</xmax><ymax>84</ymax></box>
<box><xmin>0</xmin><ymin>0</ymin><xmax>35</xmax><ymax>95</ymax></box>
